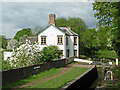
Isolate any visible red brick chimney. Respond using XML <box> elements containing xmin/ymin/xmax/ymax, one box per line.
<box><xmin>48</xmin><ymin>14</ymin><xmax>56</xmax><ymax>25</ymax></box>
<box><xmin>67</xmin><ymin>26</ymin><xmax>71</xmax><ymax>30</ymax></box>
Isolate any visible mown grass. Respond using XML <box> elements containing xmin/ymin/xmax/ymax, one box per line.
<box><xmin>3</xmin><ymin>68</ymin><xmax>62</xmax><ymax>88</ymax></box>
<box><xmin>25</xmin><ymin>67</ymin><xmax>89</xmax><ymax>88</ymax></box>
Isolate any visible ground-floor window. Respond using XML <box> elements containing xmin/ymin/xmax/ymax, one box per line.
<box><xmin>67</xmin><ymin>50</ymin><xmax>69</xmax><ymax>57</ymax></box>
<box><xmin>74</xmin><ymin>50</ymin><xmax>77</xmax><ymax>57</ymax></box>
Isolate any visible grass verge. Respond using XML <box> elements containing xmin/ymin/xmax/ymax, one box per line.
<box><xmin>26</xmin><ymin>67</ymin><xmax>89</xmax><ymax>88</ymax></box>
<box><xmin>3</xmin><ymin>68</ymin><xmax>62</xmax><ymax>88</ymax></box>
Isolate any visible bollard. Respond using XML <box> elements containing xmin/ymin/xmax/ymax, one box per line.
<box><xmin>116</xmin><ymin>58</ymin><xmax>118</xmax><ymax>66</ymax></box>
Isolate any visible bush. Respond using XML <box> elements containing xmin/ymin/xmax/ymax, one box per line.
<box><xmin>40</xmin><ymin>45</ymin><xmax>61</xmax><ymax>62</ymax></box>
<box><xmin>2</xmin><ymin>59</ymin><xmax>12</xmax><ymax>70</ymax></box>
<box><xmin>8</xmin><ymin>40</ymin><xmax>41</xmax><ymax>68</ymax></box>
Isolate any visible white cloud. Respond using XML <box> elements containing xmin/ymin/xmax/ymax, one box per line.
<box><xmin>2</xmin><ymin>2</ymin><xmax>98</xmax><ymax>38</ymax></box>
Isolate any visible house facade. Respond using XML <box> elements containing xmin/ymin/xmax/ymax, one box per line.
<box><xmin>38</xmin><ymin>14</ymin><xmax>79</xmax><ymax>58</ymax></box>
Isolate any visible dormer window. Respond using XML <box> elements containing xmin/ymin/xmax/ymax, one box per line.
<box><xmin>41</xmin><ymin>36</ymin><xmax>46</xmax><ymax>45</ymax></box>
<box><xmin>57</xmin><ymin>35</ymin><xmax>63</xmax><ymax>45</ymax></box>
<box><xmin>74</xmin><ymin>37</ymin><xmax>77</xmax><ymax>45</ymax></box>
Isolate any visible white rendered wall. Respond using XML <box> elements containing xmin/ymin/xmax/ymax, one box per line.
<box><xmin>77</xmin><ymin>36</ymin><xmax>79</xmax><ymax>57</ymax></box>
<box><xmin>67</xmin><ymin>36</ymin><xmax>79</xmax><ymax>57</ymax></box>
<box><xmin>69</xmin><ymin>36</ymin><xmax>74</xmax><ymax>57</ymax></box>
<box><xmin>38</xmin><ymin>25</ymin><xmax>66</xmax><ymax>58</ymax></box>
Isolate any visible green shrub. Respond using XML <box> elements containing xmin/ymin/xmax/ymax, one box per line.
<box><xmin>40</xmin><ymin>45</ymin><xmax>61</xmax><ymax>62</ymax></box>
<box><xmin>2</xmin><ymin>59</ymin><xmax>12</xmax><ymax>71</ymax></box>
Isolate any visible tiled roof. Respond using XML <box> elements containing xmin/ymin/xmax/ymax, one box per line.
<box><xmin>59</xmin><ymin>27</ymin><xmax>79</xmax><ymax>36</ymax></box>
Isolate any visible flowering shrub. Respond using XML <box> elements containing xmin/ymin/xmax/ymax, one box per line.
<box><xmin>8</xmin><ymin>40</ymin><xmax>41</xmax><ymax>68</ymax></box>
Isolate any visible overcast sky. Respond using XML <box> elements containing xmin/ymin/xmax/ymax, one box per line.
<box><xmin>1</xmin><ymin>2</ymin><xmax>99</xmax><ymax>39</ymax></box>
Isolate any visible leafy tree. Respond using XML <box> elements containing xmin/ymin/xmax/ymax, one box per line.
<box><xmin>0</xmin><ymin>35</ymin><xmax>7</xmax><ymax>49</ymax></box>
<box><xmin>97</xmin><ymin>26</ymin><xmax>110</xmax><ymax>49</ymax></box>
<box><xmin>80</xmin><ymin>28</ymin><xmax>97</xmax><ymax>55</ymax></box>
<box><xmin>7</xmin><ymin>39</ymin><xmax>19</xmax><ymax>50</ymax></box>
<box><xmin>8</xmin><ymin>40</ymin><xmax>41</xmax><ymax>68</ymax></box>
<box><xmin>40</xmin><ymin>45</ymin><xmax>61</xmax><ymax>62</ymax></box>
<box><xmin>14</xmin><ymin>28</ymin><xmax>32</xmax><ymax>41</ymax></box>
<box><xmin>93</xmin><ymin>2</ymin><xmax>120</xmax><ymax>57</ymax></box>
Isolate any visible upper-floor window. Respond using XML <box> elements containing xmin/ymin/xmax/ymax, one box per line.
<box><xmin>41</xmin><ymin>36</ymin><xmax>46</xmax><ymax>45</ymax></box>
<box><xmin>66</xmin><ymin>36</ymin><xmax>68</xmax><ymax>45</ymax></box>
<box><xmin>74</xmin><ymin>37</ymin><xmax>77</xmax><ymax>45</ymax></box>
<box><xmin>57</xmin><ymin>35</ymin><xmax>63</xmax><ymax>45</ymax></box>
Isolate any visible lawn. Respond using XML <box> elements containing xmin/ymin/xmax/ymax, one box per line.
<box><xmin>25</xmin><ymin>67</ymin><xmax>89</xmax><ymax>88</ymax></box>
<box><xmin>3</xmin><ymin>68</ymin><xmax>62</xmax><ymax>88</ymax></box>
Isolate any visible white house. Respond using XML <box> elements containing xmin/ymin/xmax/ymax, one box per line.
<box><xmin>38</xmin><ymin>14</ymin><xmax>79</xmax><ymax>58</ymax></box>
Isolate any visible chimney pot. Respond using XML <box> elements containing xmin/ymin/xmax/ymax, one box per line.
<box><xmin>48</xmin><ymin>14</ymin><xmax>55</xmax><ymax>25</ymax></box>
<box><xmin>67</xmin><ymin>26</ymin><xmax>71</xmax><ymax>30</ymax></box>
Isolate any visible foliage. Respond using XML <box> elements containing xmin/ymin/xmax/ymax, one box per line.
<box><xmin>93</xmin><ymin>2</ymin><xmax>120</xmax><ymax>58</ymax></box>
<box><xmin>2</xmin><ymin>59</ymin><xmax>12</xmax><ymax>71</ymax></box>
<box><xmin>8</xmin><ymin>40</ymin><xmax>41</xmax><ymax>68</ymax></box>
<box><xmin>40</xmin><ymin>45</ymin><xmax>61</xmax><ymax>62</ymax></box>
<box><xmin>6</xmin><ymin>39</ymin><xmax>19</xmax><ymax>50</ymax></box>
<box><xmin>26</xmin><ymin>67</ymin><xmax>89</xmax><ymax>88</ymax></box>
<box><xmin>80</xmin><ymin>28</ymin><xmax>97</xmax><ymax>55</ymax></box>
<box><xmin>3</xmin><ymin>68</ymin><xmax>62</xmax><ymax>88</ymax></box>
<box><xmin>0</xmin><ymin>35</ymin><xmax>7</xmax><ymax>49</ymax></box>
<box><xmin>14</xmin><ymin>28</ymin><xmax>32</xmax><ymax>41</ymax></box>
<box><xmin>97</xmin><ymin>26</ymin><xmax>110</xmax><ymax>49</ymax></box>
<box><xmin>95</xmin><ymin>50</ymin><xmax>117</xmax><ymax>59</ymax></box>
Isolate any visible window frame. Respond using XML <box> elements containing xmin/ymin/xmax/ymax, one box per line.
<box><xmin>41</xmin><ymin>36</ymin><xmax>47</xmax><ymax>45</ymax></box>
<box><xmin>57</xmin><ymin>35</ymin><xmax>63</xmax><ymax>45</ymax></box>
<box><xmin>74</xmin><ymin>50</ymin><xmax>77</xmax><ymax>57</ymax></box>
<box><xmin>74</xmin><ymin>37</ymin><xmax>77</xmax><ymax>45</ymax></box>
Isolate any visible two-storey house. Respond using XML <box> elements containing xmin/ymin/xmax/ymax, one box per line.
<box><xmin>38</xmin><ymin>14</ymin><xmax>79</xmax><ymax>58</ymax></box>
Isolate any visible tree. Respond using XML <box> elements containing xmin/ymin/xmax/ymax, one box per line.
<box><xmin>7</xmin><ymin>39</ymin><xmax>19</xmax><ymax>50</ymax></box>
<box><xmin>8</xmin><ymin>40</ymin><xmax>41</xmax><ymax>68</ymax></box>
<box><xmin>80</xmin><ymin>28</ymin><xmax>97</xmax><ymax>55</ymax></box>
<box><xmin>0</xmin><ymin>35</ymin><xmax>7</xmax><ymax>49</ymax></box>
<box><xmin>40</xmin><ymin>45</ymin><xmax>61</xmax><ymax>62</ymax></box>
<box><xmin>14</xmin><ymin>28</ymin><xmax>32</xmax><ymax>41</ymax></box>
<box><xmin>97</xmin><ymin>26</ymin><xmax>110</xmax><ymax>50</ymax></box>
<box><xmin>93</xmin><ymin>2</ymin><xmax>120</xmax><ymax>57</ymax></box>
